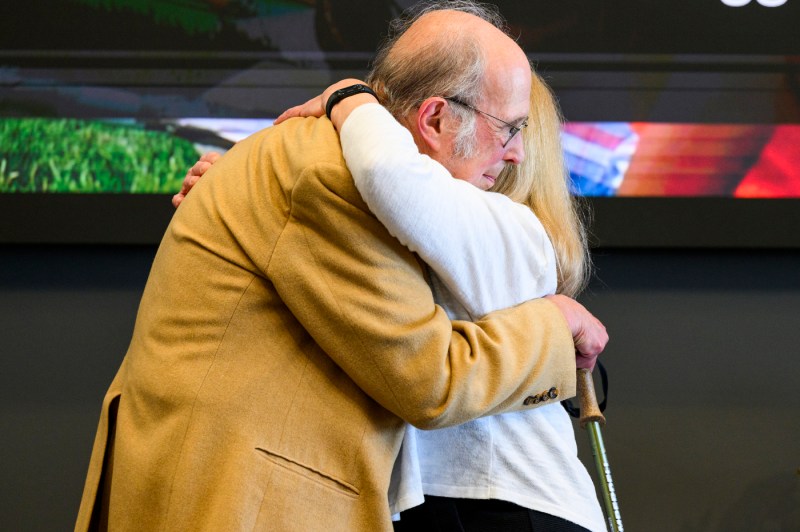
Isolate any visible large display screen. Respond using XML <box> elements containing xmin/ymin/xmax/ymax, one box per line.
<box><xmin>2</xmin><ymin>0</ymin><xmax>799</xmax><ymax>246</ymax></box>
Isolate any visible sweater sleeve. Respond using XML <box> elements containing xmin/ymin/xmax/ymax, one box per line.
<box><xmin>340</xmin><ymin>104</ymin><xmax>557</xmax><ymax>319</ymax></box>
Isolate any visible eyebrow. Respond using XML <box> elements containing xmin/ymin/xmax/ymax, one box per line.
<box><xmin>492</xmin><ymin>108</ymin><xmax>528</xmax><ymax>129</ymax></box>
<box><xmin>509</xmin><ymin>113</ymin><xmax>529</xmax><ymax>126</ymax></box>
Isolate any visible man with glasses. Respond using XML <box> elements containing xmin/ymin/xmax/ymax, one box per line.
<box><xmin>77</xmin><ymin>2</ymin><xmax>607</xmax><ymax>531</ymax></box>
<box><xmin>444</xmin><ymin>96</ymin><xmax>529</xmax><ymax>148</ymax></box>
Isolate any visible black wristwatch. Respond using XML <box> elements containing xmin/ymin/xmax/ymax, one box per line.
<box><xmin>325</xmin><ymin>84</ymin><xmax>377</xmax><ymax>120</ymax></box>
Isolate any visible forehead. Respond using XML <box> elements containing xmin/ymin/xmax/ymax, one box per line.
<box><xmin>480</xmin><ymin>64</ymin><xmax>531</xmax><ymax>121</ymax></box>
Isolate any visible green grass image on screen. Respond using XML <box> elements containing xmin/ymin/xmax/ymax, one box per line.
<box><xmin>0</xmin><ymin>118</ymin><xmax>200</xmax><ymax>193</ymax></box>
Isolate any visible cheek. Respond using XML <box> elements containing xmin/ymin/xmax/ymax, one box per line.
<box><xmin>472</xmin><ymin>131</ymin><xmax>505</xmax><ymax>165</ymax></box>
<box><xmin>477</xmin><ymin>145</ymin><xmax>507</xmax><ymax>170</ymax></box>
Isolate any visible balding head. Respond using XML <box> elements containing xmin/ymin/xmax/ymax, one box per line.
<box><xmin>394</xmin><ymin>9</ymin><xmax>504</xmax><ymax>57</ymax></box>
<box><xmin>366</xmin><ymin>2</ymin><xmax>529</xmax><ymax>120</ymax></box>
<box><xmin>367</xmin><ymin>1</ymin><xmax>532</xmax><ymax>188</ymax></box>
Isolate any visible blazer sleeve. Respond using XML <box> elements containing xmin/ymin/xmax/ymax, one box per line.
<box><xmin>267</xmin><ymin>160</ymin><xmax>575</xmax><ymax>430</ymax></box>
<box><xmin>340</xmin><ymin>104</ymin><xmax>557</xmax><ymax>319</ymax></box>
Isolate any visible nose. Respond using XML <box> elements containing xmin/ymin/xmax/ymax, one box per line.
<box><xmin>503</xmin><ymin>132</ymin><xmax>525</xmax><ymax>165</ymax></box>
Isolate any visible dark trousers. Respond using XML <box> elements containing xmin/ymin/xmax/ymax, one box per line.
<box><xmin>392</xmin><ymin>496</ymin><xmax>591</xmax><ymax>532</ymax></box>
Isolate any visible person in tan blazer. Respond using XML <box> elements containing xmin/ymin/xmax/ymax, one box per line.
<box><xmin>76</xmin><ymin>3</ymin><xmax>607</xmax><ymax>531</ymax></box>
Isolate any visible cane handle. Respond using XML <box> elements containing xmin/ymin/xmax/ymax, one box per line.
<box><xmin>577</xmin><ymin>368</ymin><xmax>606</xmax><ymax>428</ymax></box>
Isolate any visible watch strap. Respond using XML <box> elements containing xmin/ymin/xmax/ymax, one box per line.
<box><xmin>325</xmin><ymin>84</ymin><xmax>377</xmax><ymax>120</ymax></box>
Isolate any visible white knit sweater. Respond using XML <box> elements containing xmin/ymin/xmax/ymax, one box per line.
<box><xmin>340</xmin><ymin>104</ymin><xmax>607</xmax><ymax>532</ymax></box>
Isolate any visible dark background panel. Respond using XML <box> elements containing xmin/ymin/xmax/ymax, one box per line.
<box><xmin>6</xmin><ymin>195</ymin><xmax>800</xmax><ymax>249</ymax></box>
<box><xmin>3</xmin><ymin>0</ymin><xmax>800</xmax><ymax>54</ymax></box>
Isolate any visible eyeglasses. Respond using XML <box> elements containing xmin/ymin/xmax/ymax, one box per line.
<box><xmin>444</xmin><ymin>96</ymin><xmax>528</xmax><ymax>147</ymax></box>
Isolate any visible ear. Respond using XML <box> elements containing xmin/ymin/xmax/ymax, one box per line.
<box><xmin>415</xmin><ymin>97</ymin><xmax>450</xmax><ymax>154</ymax></box>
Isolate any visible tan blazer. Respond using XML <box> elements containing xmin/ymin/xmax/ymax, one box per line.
<box><xmin>75</xmin><ymin>117</ymin><xmax>576</xmax><ymax>531</ymax></box>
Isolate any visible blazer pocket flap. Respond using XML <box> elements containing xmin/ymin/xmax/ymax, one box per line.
<box><xmin>255</xmin><ymin>447</ymin><xmax>360</xmax><ymax>498</ymax></box>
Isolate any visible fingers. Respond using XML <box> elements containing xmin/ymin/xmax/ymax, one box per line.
<box><xmin>274</xmin><ymin>104</ymin><xmax>305</xmax><ymax>125</ymax></box>
<box><xmin>172</xmin><ymin>152</ymin><xmax>220</xmax><ymax>208</ymax></box>
<box><xmin>199</xmin><ymin>151</ymin><xmax>220</xmax><ymax>165</ymax></box>
<box><xmin>275</xmin><ymin>97</ymin><xmax>326</xmax><ymax>125</ymax></box>
<box><xmin>575</xmin><ymin>352</ymin><xmax>598</xmax><ymax>371</ymax></box>
<box><xmin>544</xmin><ymin>294</ymin><xmax>609</xmax><ymax>368</ymax></box>
<box><xmin>574</xmin><ymin>319</ymin><xmax>606</xmax><ymax>371</ymax></box>
<box><xmin>573</xmin><ymin>315</ymin><xmax>608</xmax><ymax>358</ymax></box>
<box><xmin>171</xmin><ymin>192</ymin><xmax>185</xmax><ymax>208</ymax></box>
<box><xmin>189</xmin><ymin>160</ymin><xmax>214</xmax><ymax>179</ymax></box>
<box><xmin>171</xmin><ymin>176</ymin><xmax>198</xmax><ymax>208</ymax></box>
<box><xmin>274</xmin><ymin>79</ymin><xmax>369</xmax><ymax>125</ymax></box>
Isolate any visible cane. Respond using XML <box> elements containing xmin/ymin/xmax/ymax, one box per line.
<box><xmin>577</xmin><ymin>368</ymin><xmax>624</xmax><ymax>532</ymax></box>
